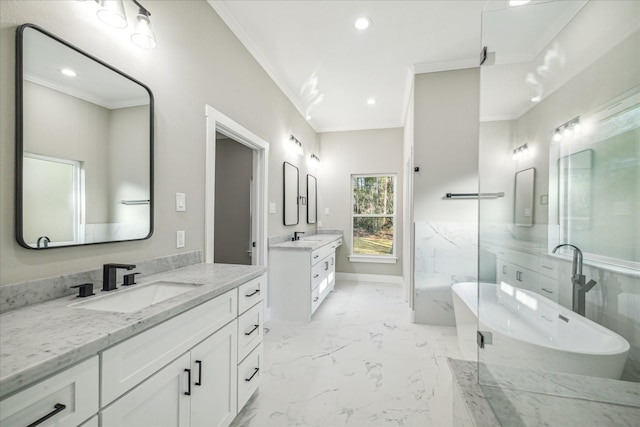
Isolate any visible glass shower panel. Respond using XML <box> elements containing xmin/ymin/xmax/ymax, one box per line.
<box><xmin>478</xmin><ymin>0</ymin><xmax>639</xmax><ymax>419</ymax></box>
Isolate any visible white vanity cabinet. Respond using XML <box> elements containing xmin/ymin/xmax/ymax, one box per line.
<box><xmin>99</xmin><ymin>273</ymin><xmax>265</xmax><ymax>427</ymax></box>
<box><xmin>496</xmin><ymin>251</ymin><xmax>559</xmax><ymax>301</ymax></box>
<box><xmin>0</xmin><ymin>356</ymin><xmax>99</xmax><ymax>427</ymax></box>
<box><xmin>270</xmin><ymin>237</ymin><xmax>342</xmax><ymax>321</ymax></box>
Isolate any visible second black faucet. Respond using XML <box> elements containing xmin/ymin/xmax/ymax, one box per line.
<box><xmin>102</xmin><ymin>263</ymin><xmax>137</xmax><ymax>291</ymax></box>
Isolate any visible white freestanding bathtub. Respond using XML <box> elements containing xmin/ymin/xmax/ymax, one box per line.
<box><xmin>451</xmin><ymin>282</ymin><xmax>630</xmax><ymax>379</ymax></box>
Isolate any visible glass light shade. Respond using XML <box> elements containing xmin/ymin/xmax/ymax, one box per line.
<box><xmin>96</xmin><ymin>0</ymin><xmax>128</xmax><ymax>29</ymax></box>
<box><xmin>131</xmin><ymin>13</ymin><xmax>157</xmax><ymax>49</ymax></box>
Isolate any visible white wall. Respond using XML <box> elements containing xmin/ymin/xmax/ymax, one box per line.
<box><xmin>318</xmin><ymin>128</ymin><xmax>404</xmax><ymax>277</ymax></box>
<box><xmin>0</xmin><ymin>0</ymin><xmax>317</xmax><ymax>285</ymax></box>
<box><xmin>412</xmin><ymin>68</ymin><xmax>480</xmax><ymax>325</ymax></box>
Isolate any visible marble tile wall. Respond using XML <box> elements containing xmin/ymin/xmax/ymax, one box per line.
<box><xmin>414</xmin><ymin>221</ymin><xmax>478</xmax><ymax>326</ymax></box>
<box><xmin>0</xmin><ymin>250</ymin><xmax>203</xmax><ymax>314</ymax></box>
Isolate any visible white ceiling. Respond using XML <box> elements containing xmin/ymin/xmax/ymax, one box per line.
<box><xmin>209</xmin><ymin>0</ymin><xmax>487</xmax><ymax>133</ymax></box>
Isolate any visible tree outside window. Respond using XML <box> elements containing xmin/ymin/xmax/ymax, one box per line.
<box><xmin>351</xmin><ymin>174</ymin><xmax>396</xmax><ymax>257</ymax></box>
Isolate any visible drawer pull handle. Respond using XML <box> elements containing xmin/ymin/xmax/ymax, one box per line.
<box><xmin>516</xmin><ymin>271</ymin><xmax>523</xmax><ymax>281</ymax></box>
<box><xmin>541</xmin><ymin>288</ymin><xmax>553</xmax><ymax>294</ymax></box>
<box><xmin>245</xmin><ymin>367</ymin><xmax>259</xmax><ymax>382</ymax></box>
<box><xmin>313</xmin><ymin>297</ymin><xmax>319</xmax><ymax>302</ymax></box>
<box><xmin>244</xmin><ymin>324</ymin><xmax>260</xmax><ymax>336</ymax></box>
<box><xmin>184</xmin><ymin>369</ymin><xmax>192</xmax><ymax>395</ymax></box>
<box><xmin>313</xmin><ymin>255</ymin><xmax>319</xmax><ymax>259</ymax></box>
<box><xmin>26</xmin><ymin>403</ymin><xmax>66</xmax><ymax>427</ymax></box>
<box><xmin>541</xmin><ymin>265</ymin><xmax>553</xmax><ymax>270</ymax></box>
<box><xmin>195</xmin><ymin>360</ymin><xmax>203</xmax><ymax>386</ymax></box>
<box><xmin>245</xmin><ymin>289</ymin><xmax>260</xmax><ymax>297</ymax></box>
<box><xmin>502</xmin><ymin>265</ymin><xmax>507</xmax><ymax>274</ymax></box>
<box><xmin>313</xmin><ymin>274</ymin><xmax>319</xmax><ymax>278</ymax></box>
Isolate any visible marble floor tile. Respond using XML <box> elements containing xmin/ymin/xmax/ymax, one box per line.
<box><xmin>231</xmin><ymin>280</ymin><xmax>461</xmax><ymax>427</ymax></box>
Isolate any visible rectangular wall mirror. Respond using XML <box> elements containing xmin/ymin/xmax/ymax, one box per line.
<box><xmin>514</xmin><ymin>168</ymin><xmax>535</xmax><ymax>227</ymax></box>
<box><xmin>16</xmin><ymin>24</ymin><xmax>154</xmax><ymax>249</ymax></box>
<box><xmin>283</xmin><ymin>162</ymin><xmax>299</xmax><ymax>225</ymax></box>
<box><xmin>307</xmin><ymin>174</ymin><xmax>317</xmax><ymax>224</ymax></box>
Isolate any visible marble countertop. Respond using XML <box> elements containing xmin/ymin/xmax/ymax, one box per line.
<box><xmin>0</xmin><ymin>263</ymin><xmax>266</xmax><ymax>399</ymax></box>
<box><xmin>269</xmin><ymin>233</ymin><xmax>342</xmax><ymax>251</ymax></box>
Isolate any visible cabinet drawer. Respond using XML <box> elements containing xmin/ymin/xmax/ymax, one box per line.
<box><xmin>330</xmin><ymin>238</ymin><xmax>343</xmax><ymax>249</ymax></box>
<box><xmin>311</xmin><ymin>244</ymin><xmax>333</xmax><ymax>266</ymax></box>
<box><xmin>238</xmin><ymin>274</ymin><xmax>264</xmax><ymax>315</ymax></box>
<box><xmin>0</xmin><ymin>356</ymin><xmax>98</xmax><ymax>427</ymax></box>
<box><xmin>101</xmin><ymin>290</ymin><xmax>237</xmax><ymax>406</ymax></box>
<box><xmin>238</xmin><ymin>303</ymin><xmax>263</xmax><ymax>362</ymax></box>
<box><xmin>311</xmin><ymin>261</ymin><xmax>325</xmax><ymax>289</ymax></box>
<box><xmin>237</xmin><ymin>344</ymin><xmax>263</xmax><ymax>412</ymax></box>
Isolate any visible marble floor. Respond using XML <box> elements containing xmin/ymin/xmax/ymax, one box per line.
<box><xmin>231</xmin><ymin>280</ymin><xmax>463</xmax><ymax>427</ymax></box>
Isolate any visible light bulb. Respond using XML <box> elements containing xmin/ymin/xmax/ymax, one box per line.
<box><xmin>509</xmin><ymin>0</ymin><xmax>531</xmax><ymax>6</ymax></box>
<box><xmin>367</xmin><ymin>98</ymin><xmax>376</xmax><ymax>105</ymax></box>
<box><xmin>563</xmin><ymin>127</ymin><xmax>573</xmax><ymax>137</ymax></box>
<box><xmin>131</xmin><ymin>10</ymin><xmax>157</xmax><ymax>49</ymax></box>
<box><xmin>355</xmin><ymin>17</ymin><xmax>372</xmax><ymax>30</ymax></box>
<box><xmin>96</xmin><ymin>0</ymin><xmax>128</xmax><ymax>28</ymax></box>
<box><xmin>553</xmin><ymin>131</ymin><xmax>562</xmax><ymax>142</ymax></box>
<box><xmin>60</xmin><ymin>68</ymin><xmax>77</xmax><ymax>77</ymax></box>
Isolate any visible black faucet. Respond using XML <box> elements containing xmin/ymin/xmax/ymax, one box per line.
<box><xmin>552</xmin><ymin>244</ymin><xmax>597</xmax><ymax>316</ymax></box>
<box><xmin>293</xmin><ymin>231</ymin><xmax>305</xmax><ymax>241</ymax></box>
<box><xmin>102</xmin><ymin>263</ymin><xmax>136</xmax><ymax>292</ymax></box>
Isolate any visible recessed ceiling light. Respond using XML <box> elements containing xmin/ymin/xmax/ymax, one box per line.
<box><xmin>355</xmin><ymin>17</ymin><xmax>371</xmax><ymax>30</ymax></box>
<box><xmin>60</xmin><ymin>68</ymin><xmax>77</xmax><ymax>77</ymax></box>
<box><xmin>366</xmin><ymin>98</ymin><xmax>376</xmax><ymax>105</ymax></box>
<box><xmin>509</xmin><ymin>0</ymin><xmax>531</xmax><ymax>6</ymax></box>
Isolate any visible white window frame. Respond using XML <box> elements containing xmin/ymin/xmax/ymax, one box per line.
<box><xmin>349</xmin><ymin>173</ymin><xmax>398</xmax><ymax>264</ymax></box>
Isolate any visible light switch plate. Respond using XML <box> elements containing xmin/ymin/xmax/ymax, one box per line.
<box><xmin>176</xmin><ymin>193</ymin><xmax>186</xmax><ymax>212</ymax></box>
<box><xmin>269</xmin><ymin>202</ymin><xmax>276</xmax><ymax>214</ymax></box>
<box><xmin>176</xmin><ymin>230</ymin><xmax>185</xmax><ymax>248</ymax></box>
<box><xmin>324</xmin><ymin>207</ymin><xmax>330</xmax><ymax>215</ymax></box>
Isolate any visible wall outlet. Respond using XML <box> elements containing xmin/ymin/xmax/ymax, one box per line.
<box><xmin>176</xmin><ymin>230</ymin><xmax>185</xmax><ymax>248</ymax></box>
<box><xmin>317</xmin><ymin>221</ymin><xmax>323</xmax><ymax>227</ymax></box>
<box><xmin>176</xmin><ymin>193</ymin><xmax>186</xmax><ymax>212</ymax></box>
<box><xmin>324</xmin><ymin>207</ymin><xmax>330</xmax><ymax>215</ymax></box>
<box><xmin>269</xmin><ymin>202</ymin><xmax>276</xmax><ymax>214</ymax></box>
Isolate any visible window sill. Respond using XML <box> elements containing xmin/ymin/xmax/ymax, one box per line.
<box><xmin>348</xmin><ymin>255</ymin><xmax>397</xmax><ymax>264</ymax></box>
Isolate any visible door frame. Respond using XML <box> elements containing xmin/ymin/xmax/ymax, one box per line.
<box><xmin>205</xmin><ymin>105</ymin><xmax>269</xmax><ymax>267</ymax></box>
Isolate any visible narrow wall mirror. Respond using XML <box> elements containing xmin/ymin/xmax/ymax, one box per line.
<box><xmin>307</xmin><ymin>174</ymin><xmax>317</xmax><ymax>224</ymax></box>
<box><xmin>16</xmin><ymin>24</ymin><xmax>154</xmax><ymax>249</ymax></box>
<box><xmin>283</xmin><ymin>162</ymin><xmax>299</xmax><ymax>225</ymax></box>
<box><xmin>514</xmin><ymin>168</ymin><xmax>535</xmax><ymax>227</ymax></box>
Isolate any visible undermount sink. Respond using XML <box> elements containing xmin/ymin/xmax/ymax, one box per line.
<box><xmin>70</xmin><ymin>281</ymin><xmax>202</xmax><ymax>313</ymax></box>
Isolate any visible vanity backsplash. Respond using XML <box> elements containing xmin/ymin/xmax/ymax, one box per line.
<box><xmin>0</xmin><ymin>250</ymin><xmax>202</xmax><ymax>314</ymax></box>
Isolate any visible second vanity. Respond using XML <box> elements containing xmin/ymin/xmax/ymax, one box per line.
<box><xmin>269</xmin><ymin>234</ymin><xmax>343</xmax><ymax>322</ymax></box>
<box><xmin>0</xmin><ymin>263</ymin><xmax>266</xmax><ymax>427</ymax></box>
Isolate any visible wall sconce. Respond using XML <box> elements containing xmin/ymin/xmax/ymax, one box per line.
<box><xmin>553</xmin><ymin>117</ymin><xmax>581</xmax><ymax>142</ymax></box>
<box><xmin>512</xmin><ymin>143</ymin><xmax>529</xmax><ymax>160</ymax></box>
<box><xmin>310</xmin><ymin>154</ymin><xmax>320</xmax><ymax>166</ymax></box>
<box><xmin>93</xmin><ymin>0</ymin><xmax>157</xmax><ymax>49</ymax></box>
<box><xmin>290</xmin><ymin>135</ymin><xmax>303</xmax><ymax>156</ymax></box>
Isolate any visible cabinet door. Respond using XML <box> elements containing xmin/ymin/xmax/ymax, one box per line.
<box><xmin>101</xmin><ymin>353</ymin><xmax>191</xmax><ymax>427</ymax></box>
<box><xmin>190</xmin><ymin>321</ymin><xmax>238</xmax><ymax>427</ymax></box>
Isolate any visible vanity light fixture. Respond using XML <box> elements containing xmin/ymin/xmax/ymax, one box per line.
<box><xmin>310</xmin><ymin>154</ymin><xmax>320</xmax><ymax>166</ymax></box>
<box><xmin>355</xmin><ymin>17</ymin><xmax>372</xmax><ymax>31</ymax></box>
<box><xmin>290</xmin><ymin>135</ymin><xmax>304</xmax><ymax>156</ymax></box>
<box><xmin>94</xmin><ymin>0</ymin><xmax>157</xmax><ymax>49</ymax></box>
<box><xmin>553</xmin><ymin>117</ymin><xmax>581</xmax><ymax>142</ymax></box>
<box><xmin>512</xmin><ymin>143</ymin><xmax>529</xmax><ymax>160</ymax></box>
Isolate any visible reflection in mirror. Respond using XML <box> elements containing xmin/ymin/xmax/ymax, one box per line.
<box><xmin>551</xmin><ymin>89</ymin><xmax>639</xmax><ymax>269</ymax></box>
<box><xmin>514</xmin><ymin>168</ymin><xmax>535</xmax><ymax>227</ymax></box>
<box><xmin>283</xmin><ymin>162</ymin><xmax>299</xmax><ymax>225</ymax></box>
<box><xmin>307</xmin><ymin>175</ymin><xmax>317</xmax><ymax>224</ymax></box>
<box><xmin>16</xmin><ymin>24</ymin><xmax>153</xmax><ymax>249</ymax></box>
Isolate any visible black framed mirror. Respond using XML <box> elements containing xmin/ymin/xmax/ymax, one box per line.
<box><xmin>15</xmin><ymin>24</ymin><xmax>154</xmax><ymax>249</ymax></box>
<box><xmin>307</xmin><ymin>174</ymin><xmax>317</xmax><ymax>224</ymax></box>
<box><xmin>283</xmin><ymin>162</ymin><xmax>299</xmax><ymax>225</ymax></box>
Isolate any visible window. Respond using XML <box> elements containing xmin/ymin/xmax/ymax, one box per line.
<box><xmin>350</xmin><ymin>174</ymin><xmax>397</xmax><ymax>263</ymax></box>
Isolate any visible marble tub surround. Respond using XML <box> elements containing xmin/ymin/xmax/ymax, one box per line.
<box><xmin>451</xmin><ymin>359</ymin><xmax>640</xmax><ymax>427</ymax></box>
<box><xmin>0</xmin><ymin>262</ymin><xmax>265</xmax><ymax>399</ymax></box>
<box><xmin>231</xmin><ymin>279</ymin><xmax>463</xmax><ymax>427</ymax></box>
<box><xmin>0</xmin><ymin>250</ymin><xmax>203</xmax><ymax>314</ymax></box>
<box><xmin>414</xmin><ymin>221</ymin><xmax>477</xmax><ymax>326</ymax></box>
